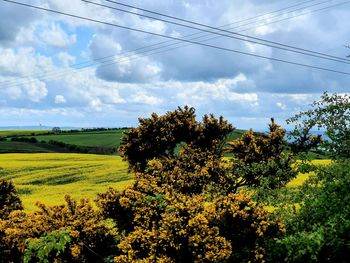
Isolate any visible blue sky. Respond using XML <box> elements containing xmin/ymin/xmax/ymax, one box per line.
<box><xmin>0</xmin><ymin>0</ymin><xmax>349</xmax><ymax>129</ymax></box>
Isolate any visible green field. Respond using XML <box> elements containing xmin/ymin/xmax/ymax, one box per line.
<box><xmin>0</xmin><ymin>129</ymin><xmax>246</xmax><ymax>154</ymax></box>
<box><xmin>0</xmin><ymin>130</ymin><xmax>49</xmax><ymax>137</ymax></box>
<box><xmin>33</xmin><ymin>130</ymin><xmax>126</xmax><ymax>147</ymax></box>
<box><xmin>32</xmin><ymin>129</ymin><xmax>244</xmax><ymax>147</ymax></box>
<box><xmin>0</xmin><ymin>153</ymin><xmax>132</xmax><ymax>211</ymax></box>
<box><xmin>0</xmin><ymin>141</ymin><xmax>69</xmax><ymax>153</ymax></box>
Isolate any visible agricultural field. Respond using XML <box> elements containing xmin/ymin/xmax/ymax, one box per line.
<box><xmin>0</xmin><ymin>129</ymin><xmax>248</xmax><ymax>154</ymax></box>
<box><xmin>0</xmin><ymin>141</ymin><xmax>69</xmax><ymax>153</ymax></box>
<box><xmin>0</xmin><ymin>153</ymin><xmax>132</xmax><ymax>211</ymax></box>
<box><xmin>0</xmin><ymin>130</ymin><xmax>49</xmax><ymax>137</ymax></box>
<box><xmin>0</xmin><ymin>152</ymin><xmax>331</xmax><ymax>212</ymax></box>
<box><xmin>32</xmin><ymin>130</ymin><xmax>126</xmax><ymax>147</ymax></box>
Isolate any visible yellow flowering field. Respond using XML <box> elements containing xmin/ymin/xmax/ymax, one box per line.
<box><xmin>0</xmin><ymin>153</ymin><xmax>132</xmax><ymax>211</ymax></box>
<box><xmin>287</xmin><ymin>159</ymin><xmax>332</xmax><ymax>187</ymax></box>
<box><xmin>0</xmin><ymin>153</ymin><xmax>331</xmax><ymax>212</ymax></box>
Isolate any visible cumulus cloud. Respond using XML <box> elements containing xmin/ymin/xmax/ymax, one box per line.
<box><xmin>58</xmin><ymin>52</ymin><xmax>76</xmax><ymax>67</ymax></box>
<box><xmin>54</xmin><ymin>95</ymin><xmax>66</xmax><ymax>104</ymax></box>
<box><xmin>0</xmin><ymin>1</ymin><xmax>41</xmax><ymax>46</ymax></box>
<box><xmin>1</xmin><ymin>0</ymin><xmax>350</xmax><ymax>128</ymax></box>
<box><xmin>23</xmin><ymin>80</ymin><xmax>48</xmax><ymax>102</ymax></box>
<box><xmin>89</xmin><ymin>34</ymin><xmax>162</xmax><ymax>83</ymax></box>
<box><xmin>0</xmin><ymin>47</ymin><xmax>55</xmax><ymax>77</ymax></box>
<box><xmin>40</xmin><ymin>23</ymin><xmax>76</xmax><ymax>48</ymax></box>
<box><xmin>129</xmin><ymin>91</ymin><xmax>162</xmax><ymax>105</ymax></box>
<box><xmin>2</xmin><ymin>79</ymin><xmax>48</xmax><ymax>103</ymax></box>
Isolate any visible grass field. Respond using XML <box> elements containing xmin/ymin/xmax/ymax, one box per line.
<box><xmin>33</xmin><ymin>130</ymin><xmax>126</xmax><ymax>147</ymax></box>
<box><xmin>33</xmin><ymin>129</ymin><xmax>245</xmax><ymax>147</ymax></box>
<box><xmin>0</xmin><ymin>153</ymin><xmax>132</xmax><ymax>211</ymax></box>
<box><xmin>0</xmin><ymin>129</ymin><xmax>247</xmax><ymax>154</ymax></box>
<box><xmin>0</xmin><ymin>130</ymin><xmax>48</xmax><ymax>136</ymax></box>
<box><xmin>0</xmin><ymin>141</ymin><xmax>69</xmax><ymax>153</ymax></box>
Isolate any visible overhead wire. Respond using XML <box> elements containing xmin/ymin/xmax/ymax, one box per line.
<box><xmin>0</xmin><ymin>0</ymin><xmax>345</xmax><ymax>87</ymax></box>
<box><xmin>1</xmin><ymin>0</ymin><xmax>350</xmax><ymax>90</ymax></box>
<box><xmin>83</xmin><ymin>0</ymin><xmax>350</xmax><ymax>64</ymax></box>
<box><xmin>1</xmin><ymin>0</ymin><xmax>327</xmax><ymax>87</ymax></box>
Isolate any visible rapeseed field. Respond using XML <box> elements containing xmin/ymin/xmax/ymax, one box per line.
<box><xmin>0</xmin><ymin>153</ymin><xmax>132</xmax><ymax>211</ymax></box>
<box><xmin>0</xmin><ymin>153</ymin><xmax>331</xmax><ymax>211</ymax></box>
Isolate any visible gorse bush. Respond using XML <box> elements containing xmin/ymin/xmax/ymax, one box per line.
<box><xmin>227</xmin><ymin>119</ymin><xmax>298</xmax><ymax>190</ymax></box>
<box><xmin>0</xmin><ymin>195</ymin><xmax>118</xmax><ymax>262</ymax></box>
<box><xmin>98</xmin><ymin>185</ymin><xmax>284</xmax><ymax>262</ymax></box>
<box><xmin>95</xmin><ymin>107</ymin><xmax>288</xmax><ymax>262</ymax></box>
<box><xmin>0</xmin><ymin>180</ymin><xmax>23</xmax><ymax>220</ymax></box>
<box><xmin>119</xmin><ymin>106</ymin><xmax>233</xmax><ymax>173</ymax></box>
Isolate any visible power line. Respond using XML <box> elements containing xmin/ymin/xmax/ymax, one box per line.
<box><xmin>103</xmin><ymin>0</ymin><xmax>349</xmax><ymax>63</ymax></box>
<box><xmin>0</xmin><ymin>0</ymin><xmax>326</xmax><ymax>87</ymax></box>
<box><xmin>1</xmin><ymin>0</ymin><xmax>350</xmax><ymax>90</ymax></box>
<box><xmin>0</xmin><ymin>0</ymin><xmax>342</xmax><ymax>87</ymax></box>
<box><xmin>3</xmin><ymin>0</ymin><xmax>350</xmax><ymax>78</ymax></box>
<box><xmin>84</xmin><ymin>0</ymin><xmax>350</xmax><ymax>64</ymax></box>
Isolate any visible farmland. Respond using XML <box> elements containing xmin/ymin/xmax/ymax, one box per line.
<box><xmin>0</xmin><ymin>128</ymin><xmax>247</xmax><ymax>154</ymax></box>
<box><xmin>0</xmin><ymin>153</ymin><xmax>132</xmax><ymax>211</ymax></box>
<box><xmin>0</xmin><ymin>152</ymin><xmax>331</xmax><ymax>212</ymax></box>
<box><xmin>31</xmin><ymin>130</ymin><xmax>126</xmax><ymax>147</ymax></box>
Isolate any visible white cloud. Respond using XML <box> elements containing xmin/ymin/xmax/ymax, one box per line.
<box><xmin>175</xmin><ymin>73</ymin><xmax>258</xmax><ymax>106</ymax></box>
<box><xmin>40</xmin><ymin>23</ymin><xmax>76</xmax><ymax>49</ymax></box>
<box><xmin>1</xmin><ymin>0</ymin><xmax>350</xmax><ymax>128</ymax></box>
<box><xmin>55</xmin><ymin>95</ymin><xmax>66</xmax><ymax>104</ymax></box>
<box><xmin>23</xmin><ymin>80</ymin><xmax>48</xmax><ymax>102</ymax></box>
<box><xmin>276</xmin><ymin>102</ymin><xmax>286</xmax><ymax>110</ymax></box>
<box><xmin>130</xmin><ymin>91</ymin><xmax>162</xmax><ymax>105</ymax></box>
<box><xmin>0</xmin><ymin>47</ymin><xmax>55</xmax><ymax>77</ymax></box>
<box><xmin>58</xmin><ymin>52</ymin><xmax>76</xmax><ymax>67</ymax></box>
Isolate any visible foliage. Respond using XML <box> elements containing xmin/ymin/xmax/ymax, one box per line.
<box><xmin>226</xmin><ymin>119</ymin><xmax>298</xmax><ymax>190</ymax></box>
<box><xmin>268</xmin><ymin>161</ymin><xmax>350</xmax><ymax>262</ymax></box>
<box><xmin>0</xmin><ymin>180</ymin><xmax>23</xmax><ymax>220</ymax></box>
<box><xmin>23</xmin><ymin>230</ymin><xmax>71</xmax><ymax>263</ymax></box>
<box><xmin>0</xmin><ymin>195</ymin><xmax>118</xmax><ymax>262</ymax></box>
<box><xmin>287</xmin><ymin>92</ymin><xmax>350</xmax><ymax>158</ymax></box>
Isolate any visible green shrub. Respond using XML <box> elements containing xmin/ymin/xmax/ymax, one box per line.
<box><xmin>24</xmin><ymin>230</ymin><xmax>71</xmax><ymax>263</ymax></box>
<box><xmin>268</xmin><ymin>161</ymin><xmax>350</xmax><ymax>262</ymax></box>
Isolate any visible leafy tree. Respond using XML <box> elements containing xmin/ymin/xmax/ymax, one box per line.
<box><xmin>24</xmin><ymin>230</ymin><xmax>71</xmax><ymax>263</ymax></box>
<box><xmin>287</xmin><ymin>92</ymin><xmax>350</xmax><ymax>159</ymax></box>
<box><xmin>268</xmin><ymin>161</ymin><xmax>350</xmax><ymax>262</ymax></box>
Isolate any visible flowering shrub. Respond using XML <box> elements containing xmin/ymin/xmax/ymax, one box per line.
<box><xmin>0</xmin><ymin>180</ymin><xmax>23</xmax><ymax>220</ymax></box>
<box><xmin>0</xmin><ymin>195</ymin><xmax>118</xmax><ymax>262</ymax></box>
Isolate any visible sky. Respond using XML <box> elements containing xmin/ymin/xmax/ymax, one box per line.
<box><xmin>0</xmin><ymin>0</ymin><xmax>350</xmax><ymax>129</ymax></box>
